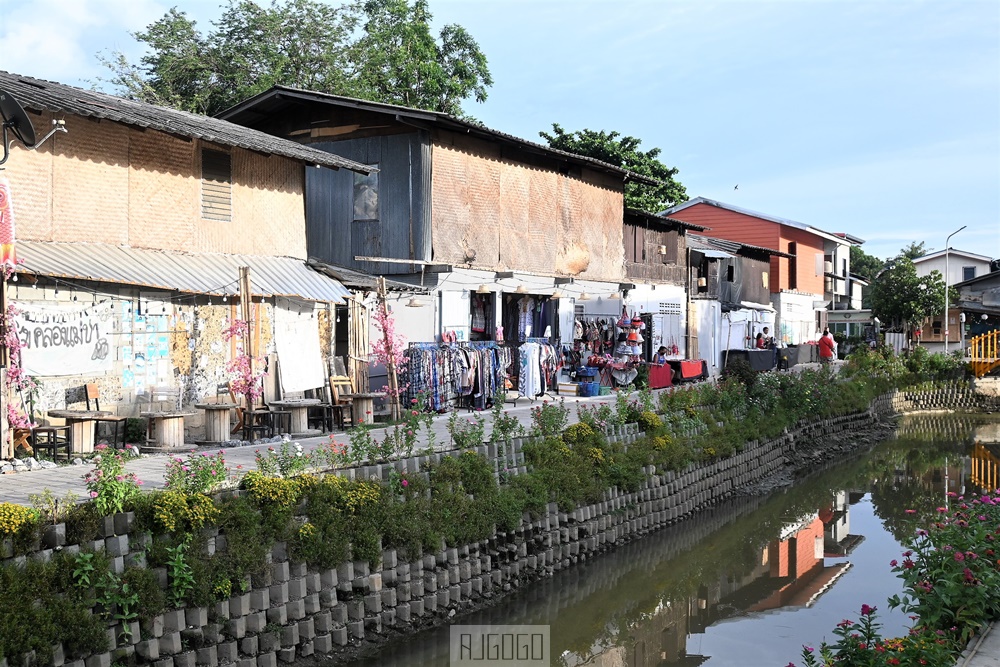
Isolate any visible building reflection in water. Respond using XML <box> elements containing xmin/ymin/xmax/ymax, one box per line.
<box><xmin>563</xmin><ymin>491</ymin><xmax>869</xmax><ymax>667</ymax></box>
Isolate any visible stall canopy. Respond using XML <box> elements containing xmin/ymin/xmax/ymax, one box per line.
<box><xmin>14</xmin><ymin>240</ymin><xmax>350</xmax><ymax>303</ymax></box>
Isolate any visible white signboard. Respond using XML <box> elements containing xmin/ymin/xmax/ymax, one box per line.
<box><xmin>13</xmin><ymin>301</ymin><xmax>114</xmax><ymax>376</ymax></box>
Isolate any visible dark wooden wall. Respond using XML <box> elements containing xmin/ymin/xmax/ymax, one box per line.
<box><xmin>623</xmin><ymin>220</ymin><xmax>686</xmax><ymax>286</ymax></box>
<box><xmin>305</xmin><ymin>132</ymin><xmax>432</xmax><ymax>275</ymax></box>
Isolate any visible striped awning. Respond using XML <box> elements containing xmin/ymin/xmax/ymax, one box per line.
<box><xmin>14</xmin><ymin>240</ymin><xmax>350</xmax><ymax>303</ymax></box>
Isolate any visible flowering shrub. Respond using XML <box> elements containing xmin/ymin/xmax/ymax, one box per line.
<box><xmin>530</xmin><ymin>398</ymin><xmax>569</xmax><ymax>437</ymax></box>
<box><xmin>613</xmin><ymin>391</ymin><xmax>641</xmax><ymax>426</ymax></box>
<box><xmin>254</xmin><ymin>439</ymin><xmax>309</xmax><ymax>478</ymax></box>
<box><xmin>242</xmin><ymin>470</ymin><xmax>301</xmax><ymax>508</ymax></box>
<box><xmin>448</xmin><ymin>412</ymin><xmax>486</xmax><ymax>449</ymax></box>
<box><xmin>577</xmin><ymin>402</ymin><xmax>614</xmax><ymax>433</ymax></box>
<box><xmin>562</xmin><ymin>422</ymin><xmax>597</xmax><ymax>448</ymax></box>
<box><xmin>345</xmin><ymin>423</ymin><xmax>377</xmax><ymax>465</ymax></box>
<box><xmin>312</xmin><ymin>436</ymin><xmax>348</xmax><ymax>469</ymax></box>
<box><xmin>637</xmin><ymin>411</ymin><xmax>662</xmax><ymax>431</ymax></box>
<box><xmin>0</xmin><ymin>502</ymin><xmax>38</xmax><ymax>538</ymax></box>
<box><xmin>164</xmin><ymin>451</ymin><xmax>229</xmax><ymax>494</ymax></box>
<box><xmin>147</xmin><ymin>490</ymin><xmax>220</xmax><ymax>534</ymax></box>
<box><xmin>84</xmin><ymin>444</ymin><xmax>142</xmax><ymax>515</ymax></box>
<box><xmin>795</xmin><ymin>490</ymin><xmax>1000</xmax><ymax>666</ymax></box>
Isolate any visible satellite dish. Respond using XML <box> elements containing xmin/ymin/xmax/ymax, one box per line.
<box><xmin>0</xmin><ymin>89</ymin><xmax>37</xmax><ymax>148</ymax></box>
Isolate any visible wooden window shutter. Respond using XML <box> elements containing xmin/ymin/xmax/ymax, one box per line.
<box><xmin>201</xmin><ymin>149</ymin><xmax>232</xmax><ymax>222</ymax></box>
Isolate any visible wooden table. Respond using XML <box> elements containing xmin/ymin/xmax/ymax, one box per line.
<box><xmin>343</xmin><ymin>392</ymin><xmax>386</xmax><ymax>425</ymax></box>
<box><xmin>47</xmin><ymin>409</ymin><xmax>110</xmax><ymax>455</ymax></box>
<box><xmin>269</xmin><ymin>399</ymin><xmax>321</xmax><ymax>436</ymax></box>
<box><xmin>194</xmin><ymin>403</ymin><xmax>237</xmax><ymax>444</ymax></box>
<box><xmin>140</xmin><ymin>410</ymin><xmax>196</xmax><ymax>448</ymax></box>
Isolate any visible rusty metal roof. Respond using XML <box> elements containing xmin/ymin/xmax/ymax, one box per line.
<box><xmin>0</xmin><ymin>71</ymin><xmax>373</xmax><ymax>174</ymax></box>
<box><xmin>218</xmin><ymin>86</ymin><xmax>660</xmax><ymax>186</ymax></box>
<box><xmin>15</xmin><ymin>240</ymin><xmax>350</xmax><ymax>303</ymax></box>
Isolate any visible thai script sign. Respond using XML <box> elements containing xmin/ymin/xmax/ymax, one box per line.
<box><xmin>13</xmin><ymin>301</ymin><xmax>113</xmax><ymax>376</ymax></box>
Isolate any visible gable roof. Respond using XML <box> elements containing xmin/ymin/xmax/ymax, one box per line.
<box><xmin>218</xmin><ymin>85</ymin><xmax>658</xmax><ymax>185</ymax></box>
<box><xmin>624</xmin><ymin>208</ymin><xmax>708</xmax><ymax>232</ymax></box>
<box><xmin>913</xmin><ymin>248</ymin><xmax>993</xmax><ymax>264</ymax></box>
<box><xmin>0</xmin><ymin>71</ymin><xmax>373</xmax><ymax>174</ymax></box>
<box><xmin>688</xmin><ymin>235</ymin><xmax>793</xmax><ymax>259</ymax></box>
<box><xmin>662</xmin><ymin>197</ymin><xmax>862</xmax><ymax>245</ymax></box>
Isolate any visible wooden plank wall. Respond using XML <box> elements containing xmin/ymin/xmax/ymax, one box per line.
<box><xmin>305</xmin><ymin>133</ymin><xmax>431</xmax><ymax>274</ymax></box>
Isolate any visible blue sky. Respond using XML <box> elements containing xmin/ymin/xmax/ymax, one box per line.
<box><xmin>2</xmin><ymin>0</ymin><xmax>997</xmax><ymax>260</ymax></box>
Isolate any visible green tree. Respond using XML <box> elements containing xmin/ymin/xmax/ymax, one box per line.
<box><xmin>869</xmin><ymin>257</ymin><xmax>955</xmax><ymax>332</ymax></box>
<box><xmin>539</xmin><ymin>124</ymin><xmax>687</xmax><ymax>212</ymax></box>
<box><xmin>354</xmin><ymin>0</ymin><xmax>492</xmax><ymax>115</ymax></box>
<box><xmin>849</xmin><ymin>245</ymin><xmax>883</xmax><ymax>282</ymax></box>
<box><xmin>900</xmin><ymin>241</ymin><xmax>932</xmax><ymax>260</ymax></box>
<box><xmin>98</xmin><ymin>0</ymin><xmax>491</xmax><ymax>117</ymax></box>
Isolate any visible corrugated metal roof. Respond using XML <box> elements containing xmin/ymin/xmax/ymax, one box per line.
<box><xmin>689</xmin><ymin>234</ymin><xmax>793</xmax><ymax>259</ymax></box>
<box><xmin>0</xmin><ymin>72</ymin><xmax>373</xmax><ymax>174</ymax></box>
<box><xmin>15</xmin><ymin>241</ymin><xmax>350</xmax><ymax>303</ymax></box>
<box><xmin>219</xmin><ymin>86</ymin><xmax>660</xmax><ymax>186</ymax></box>
<box><xmin>687</xmin><ymin>236</ymin><xmax>732</xmax><ymax>259</ymax></box>
<box><xmin>662</xmin><ymin>197</ymin><xmax>861</xmax><ymax>245</ymax></box>
<box><xmin>625</xmin><ymin>208</ymin><xmax>709</xmax><ymax>231</ymax></box>
<box><xmin>306</xmin><ymin>258</ymin><xmax>427</xmax><ymax>293</ymax></box>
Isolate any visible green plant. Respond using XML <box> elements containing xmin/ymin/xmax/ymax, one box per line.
<box><xmin>132</xmin><ymin>490</ymin><xmax>220</xmax><ymax>535</ymax></box>
<box><xmin>448</xmin><ymin>413</ymin><xmax>486</xmax><ymax>449</ymax></box>
<box><xmin>636</xmin><ymin>411</ymin><xmax>662</xmax><ymax>431</ymax></box>
<box><xmin>529</xmin><ymin>398</ymin><xmax>569</xmax><ymax>437</ymax></box>
<box><xmin>345</xmin><ymin>422</ymin><xmax>377</xmax><ymax>465</ymax></box>
<box><xmin>254</xmin><ymin>439</ymin><xmax>310</xmax><ymax>477</ymax></box>
<box><xmin>489</xmin><ymin>391</ymin><xmax>524</xmax><ymax>446</ymax></box>
<box><xmin>165</xmin><ymin>540</ymin><xmax>196</xmax><ymax>608</ymax></box>
<box><xmin>124</xmin><ymin>417</ymin><xmax>147</xmax><ymax>445</ymax></box>
<box><xmin>164</xmin><ymin>451</ymin><xmax>229</xmax><ymax>493</ymax></box>
<box><xmin>71</xmin><ymin>552</ymin><xmax>98</xmax><ymax>588</ymax></box>
<box><xmin>84</xmin><ymin>444</ymin><xmax>143</xmax><ymax>514</ymax></box>
<box><xmin>29</xmin><ymin>488</ymin><xmax>80</xmax><ymax>524</ymax></box>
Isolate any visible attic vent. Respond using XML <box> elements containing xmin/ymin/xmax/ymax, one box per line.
<box><xmin>201</xmin><ymin>148</ymin><xmax>232</xmax><ymax>222</ymax></box>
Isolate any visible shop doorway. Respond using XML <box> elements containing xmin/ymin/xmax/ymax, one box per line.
<box><xmin>501</xmin><ymin>293</ymin><xmax>560</xmax><ymax>344</ymax></box>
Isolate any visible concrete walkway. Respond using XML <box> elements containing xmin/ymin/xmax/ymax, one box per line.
<box><xmin>959</xmin><ymin>622</ymin><xmax>1000</xmax><ymax>667</ymax></box>
<box><xmin>0</xmin><ymin>389</ymin><xmax>647</xmax><ymax>506</ymax></box>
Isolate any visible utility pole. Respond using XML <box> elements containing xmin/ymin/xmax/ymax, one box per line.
<box><xmin>944</xmin><ymin>225</ymin><xmax>966</xmax><ymax>354</ymax></box>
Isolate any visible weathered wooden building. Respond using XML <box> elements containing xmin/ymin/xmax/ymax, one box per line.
<box><xmin>0</xmin><ymin>71</ymin><xmax>368</xmax><ymax>451</ymax></box>
<box><xmin>220</xmin><ymin>88</ymin><xmax>649</xmax><ymax>349</ymax></box>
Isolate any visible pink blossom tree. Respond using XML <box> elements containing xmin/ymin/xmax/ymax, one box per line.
<box><xmin>371</xmin><ymin>282</ymin><xmax>409</xmax><ymax>422</ymax></box>
<box><xmin>222</xmin><ymin>318</ymin><xmax>265</xmax><ymax>406</ymax></box>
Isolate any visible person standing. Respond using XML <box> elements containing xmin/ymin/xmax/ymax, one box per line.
<box><xmin>819</xmin><ymin>328</ymin><xmax>836</xmax><ymax>364</ymax></box>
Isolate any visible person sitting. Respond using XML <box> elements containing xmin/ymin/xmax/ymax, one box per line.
<box><xmin>755</xmin><ymin>333</ymin><xmax>767</xmax><ymax>349</ymax></box>
<box><xmin>654</xmin><ymin>345</ymin><xmax>668</xmax><ymax>364</ymax></box>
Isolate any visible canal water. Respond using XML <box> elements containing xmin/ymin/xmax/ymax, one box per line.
<box><xmin>343</xmin><ymin>413</ymin><xmax>1000</xmax><ymax>667</ymax></box>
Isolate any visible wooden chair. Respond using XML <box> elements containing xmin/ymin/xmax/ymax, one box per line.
<box><xmin>229</xmin><ymin>385</ymin><xmax>273</xmax><ymax>441</ymax></box>
<box><xmin>306</xmin><ymin>385</ymin><xmax>335</xmax><ymax>433</ymax></box>
<box><xmin>85</xmin><ymin>383</ymin><xmax>127</xmax><ymax>448</ymax></box>
<box><xmin>329</xmin><ymin>375</ymin><xmax>355</xmax><ymax>430</ymax></box>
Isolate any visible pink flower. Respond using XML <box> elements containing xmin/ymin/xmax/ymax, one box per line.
<box><xmin>90</xmin><ymin>491</ymin><xmax>98</xmax><ymax>498</ymax></box>
<box><xmin>954</xmin><ymin>551</ymin><xmax>966</xmax><ymax>562</ymax></box>
<box><xmin>860</xmin><ymin>604</ymin><xmax>876</xmax><ymax>616</ymax></box>
<box><xmin>905</xmin><ymin>509</ymin><xmax>916</xmax><ymax>514</ymax></box>
<box><xmin>401</xmin><ymin>479</ymin><xmax>409</xmax><ymax>487</ymax></box>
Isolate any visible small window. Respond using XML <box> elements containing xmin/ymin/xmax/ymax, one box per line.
<box><xmin>353</xmin><ymin>166</ymin><xmax>379</xmax><ymax>221</ymax></box>
<box><xmin>726</xmin><ymin>264</ymin><xmax>735</xmax><ymax>282</ymax></box>
<box><xmin>788</xmin><ymin>242</ymin><xmax>798</xmax><ymax>290</ymax></box>
<box><xmin>963</xmin><ymin>266</ymin><xmax>976</xmax><ymax>281</ymax></box>
<box><xmin>201</xmin><ymin>149</ymin><xmax>232</xmax><ymax>222</ymax></box>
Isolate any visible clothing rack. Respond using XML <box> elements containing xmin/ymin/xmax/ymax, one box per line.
<box><xmin>516</xmin><ymin>338</ymin><xmax>561</xmax><ymax>401</ymax></box>
<box><xmin>405</xmin><ymin>342</ymin><xmax>513</xmax><ymax>412</ymax></box>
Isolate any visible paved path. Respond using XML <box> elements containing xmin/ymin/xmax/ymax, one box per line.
<box><xmin>0</xmin><ymin>389</ymin><xmax>650</xmax><ymax>506</ymax></box>
<box><xmin>959</xmin><ymin>622</ymin><xmax>1000</xmax><ymax>666</ymax></box>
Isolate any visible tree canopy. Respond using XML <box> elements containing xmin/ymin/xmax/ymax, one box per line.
<box><xmin>869</xmin><ymin>256</ymin><xmax>955</xmax><ymax>331</ymax></box>
<box><xmin>850</xmin><ymin>245</ymin><xmax>883</xmax><ymax>283</ymax></box>
<box><xmin>900</xmin><ymin>241</ymin><xmax>932</xmax><ymax>260</ymax></box>
<box><xmin>98</xmin><ymin>0</ymin><xmax>492</xmax><ymax>117</ymax></box>
<box><xmin>539</xmin><ymin>124</ymin><xmax>687</xmax><ymax>212</ymax></box>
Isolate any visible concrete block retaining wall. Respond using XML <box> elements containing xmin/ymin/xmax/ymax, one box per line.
<box><xmin>3</xmin><ymin>387</ymin><xmax>993</xmax><ymax>666</ymax></box>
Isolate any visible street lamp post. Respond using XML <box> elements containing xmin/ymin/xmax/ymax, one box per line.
<box><xmin>944</xmin><ymin>225</ymin><xmax>967</xmax><ymax>354</ymax></box>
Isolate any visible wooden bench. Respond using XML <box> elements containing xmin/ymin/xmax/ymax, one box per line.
<box><xmin>139</xmin><ymin>386</ymin><xmax>196</xmax><ymax>449</ymax></box>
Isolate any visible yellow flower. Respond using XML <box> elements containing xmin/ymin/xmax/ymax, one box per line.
<box><xmin>0</xmin><ymin>503</ymin><xmax>38</xmax><ymax>537</ymax></box>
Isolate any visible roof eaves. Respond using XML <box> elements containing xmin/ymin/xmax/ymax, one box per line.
<box><xmin>220</xmin><ymin>85</ymin><xmax>645</xmax><ymax>182</ymax></box>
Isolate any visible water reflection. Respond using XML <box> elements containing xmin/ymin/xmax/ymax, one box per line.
<box><xmin>342</xmin><ymin>413</ymin><xmax>1000</xmax><ymax>667</ymax></box>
